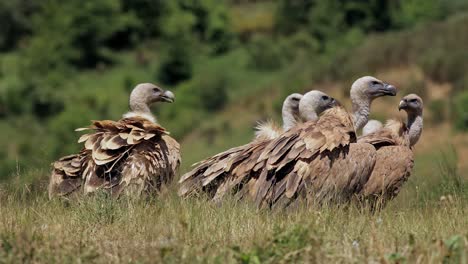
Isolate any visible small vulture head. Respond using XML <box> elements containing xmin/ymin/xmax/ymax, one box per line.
<box><xmin>130</xmin><ymin>83</ymin><xmax>175</xmax><ymax>107</ymax></box>
<box><xmin>282</xmin><ymin>93</ymin><xmax>303</xmax><ymax>114</ymax></box>
<box><xmin>351</xmin><ymin>76</ymin><xmax>397</xmax><ymax>100</ymax></box>
<box><xmin>398</xmin><ymin>94</ymin><xmax>423</xmax><ymax>114</ymax></box>
<box><xmin>299</xmin><ymin>90</ymin><xmax>337</xmax><ymax>121</ymax></box>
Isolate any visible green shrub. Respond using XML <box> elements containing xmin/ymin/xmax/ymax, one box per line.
<box><xmin>419</xmin><ymin>49</ymin><xmax>468</xmax><ymax>84</ymax></box>
<box><xmin>453</xmin><ymin>91</ymin><xmax>468</xmax><ymax>131</ymax></box>
<box><xmin>157</xmin><ymin>38</ymin><xmax>194</xmax><ymax>86</ymax></box>
<box><xmin>196</xmin><ymin>75</ymin><xmax>229</xmax><ymax>112</ymax></box>
<box><xmin>247</xmin><ymin>34</ymin><xmax>285</xmax><ymax>71</ymax></box>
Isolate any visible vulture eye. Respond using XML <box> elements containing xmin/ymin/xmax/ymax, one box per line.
<box><xmin>410</xmin><ymin>99</ymin><xmax>418</xmax><ymax>103</ymax></box>
<box><xmin>291</xmin><ymin>97</ymin><xmax>300</xmax><ymax>101</ymax></box>
<box><xmin>371</xmin><ymin>81</ymin><xmax>380</xmax><ymax>85</ymax></box>
<box><xmin>153</xmin><ymin>87</ymin><xmax>160</xmax><ymax>93</ymax></box>
<box><xmin>321</xmin><ymin>95</ymin><xmax>329</xmax><ymax>100</ymax></box>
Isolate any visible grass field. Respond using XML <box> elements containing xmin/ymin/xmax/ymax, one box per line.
<box><xmin>0</xmin><ymin>148</ymin><xmax>466</xmax><ymax>263</ymax></box>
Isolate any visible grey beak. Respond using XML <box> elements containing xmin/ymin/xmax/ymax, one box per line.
<box><xmin>398</xmin><ymin>100</ymin><xmax>407</xmax><ymax>111</ymax></box>
<box><xmin>383</xmin><ymin>84</ymin><xmax>397</xmax><ymax>96</ymax></box>
<box><xmin>161</xmin><ymin>90</ymin><xmax>175</xmax><ymax>103</ymax></box>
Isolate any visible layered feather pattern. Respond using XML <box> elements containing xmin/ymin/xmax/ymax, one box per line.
<box><xmin>49</xmin><ymin>117</ymin><xmax>180</xmax><ymax>199</ymax></box>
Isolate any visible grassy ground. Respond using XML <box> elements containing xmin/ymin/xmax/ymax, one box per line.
<box><xmin>0</xmin><ymin>148</ymin><xmax>466</xmax><ymax>263</ymax></box>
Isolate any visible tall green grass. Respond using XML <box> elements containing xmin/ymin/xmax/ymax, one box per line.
<box><xmin>0</xmin><ymin>147</ymin><xmax>466</xmax><ymax>263</ymax></box>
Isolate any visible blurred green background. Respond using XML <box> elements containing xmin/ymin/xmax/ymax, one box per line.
<box><xmin>0</xmin><ymin>0</ymin><xmax>467</xmax><ymax>187</ymax></box>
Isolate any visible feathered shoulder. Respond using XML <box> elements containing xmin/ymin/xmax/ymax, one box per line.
<box><xmin>256</xmin><ymin>105</ymin><xmax>356</xmax><ymax>170</ymax></box>
<box><xmin>76</xmin><ymin>117</ymin><xmax>169</xmax><ymax>166</ymax></box>
<box><xmin>254</xmin><ymin>120</ymin><xmax>282</xmax><ymax>141</ymax></box>
<box><xmin>358</xmin><ymin>119</ymin><xmax>409</xmax><ymax>147</ymax></box>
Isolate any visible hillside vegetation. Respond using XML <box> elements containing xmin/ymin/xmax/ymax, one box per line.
<box><xmin>0</xmin><ymin>1</ymin><xmax>467</xmax><ymax>262</ymax></box>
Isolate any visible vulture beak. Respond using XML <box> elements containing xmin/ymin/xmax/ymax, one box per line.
<box><xmin>398</xmin><ymin>100</ymin><xmax>407</xmax><ymax>111</ymax></box>
<box><xmin>329</xmin><ymin>98</ymin><xmax>337</xmax><ymax>107</ymax></box>
<box><xmin>380</xmin><ymin>83</ymin><xmax>397</xmax><ymax>96</ymax></box>
<box><xmin>160</xmin><ymin>90</ymin><xmax>175</xmax><ymax>103</ymax></box>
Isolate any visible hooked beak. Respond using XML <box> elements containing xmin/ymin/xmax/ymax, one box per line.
<box><xmin>380</xmin><ymin>83</ymin><xmax>397</xmax><ymax>96</ymax></box>
<box><xmin>160</xmin><ymin>90</ymin><xmax>175</xmax><ymax>103</ymax></box>
<box><xmin>398</xmin><ymin>100</ymin><xmax>407</xmax><ymax>111</ymax></box>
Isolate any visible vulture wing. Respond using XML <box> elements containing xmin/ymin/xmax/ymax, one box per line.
<box><xmin>360</xmin><ymin>146</ymin><xmax>414</xmax><ymax>209</ymax></box>
<box><xmin>249</xmin><ymin>106</ymin><xmax>376</xmax><ymax>208</ymax></box>
<box><xmin>48</xmin><ymin>153</ymin><xmax>86</xmax><ymax>199</ymax></box>
<box><xmin>49</xmin><ymin>116</ymin><xmax>179</xmax><ymax>198</ymax></box>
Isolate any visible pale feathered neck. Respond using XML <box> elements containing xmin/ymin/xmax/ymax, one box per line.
<box><xmin>126</xmin><ymin>89</ymin><xmax>156</xmax><ymax>123</ymax></box>
<box><xmin>351</xmin><ymin>94</ymin><xmax>371</xmax><ymax>131</ymax></box>
<box><xmin>123</xmin><ymin>111</ymin><xmax>157</xmax><ymax>123</ymax></box>
<box><xmin>282</xmin><ymin>103</ymin><xmax>300</xmax><ymax>131</ymax></box>
<box><xmin>407</xmin><ymin>112</ymin><xmax>423</xmax><ymax>147</ymax></box>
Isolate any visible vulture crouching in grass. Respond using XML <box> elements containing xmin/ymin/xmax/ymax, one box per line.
<box><xmin>255</xmin><ymin>93</ymin><xmax>303</xmax><ymax>141</ymax></box>
<box><xmin>358</xmin><ymin>94</ymin><xmax>423</xmax><ymax>210</ymax></box>
<box><xmin>249</xmin><ymin>76</ymin><xmax>398</xmax><ymax>208</ymax></box>
<box><xmin>178</xmin><ymin>90</ymin><xmax>337</xmax><ymax>199</ymax></box>
<box><xmin>48</xmin><ymin>83</ymin><xmax>181</xmax><ymax>199</ymax></box>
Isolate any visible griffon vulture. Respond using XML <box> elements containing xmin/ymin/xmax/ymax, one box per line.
<box><xmin>254</xmin><ymin>93</ymin><xmax>303</xmax><ymax>141</ymax></box>
<box><xmin>48</xmin><ymin>83</ymin><xmax>181</xmax><ymax>199</ymax></box>
<box><xmin>178</xmin><ymin>90</ymin><xmax>337</xmax><ymax>199</ymax></box>
<box><xmin>358</xmin><ymin>94</ymin><xmax>423</xmax><ymax>209</ymax></box>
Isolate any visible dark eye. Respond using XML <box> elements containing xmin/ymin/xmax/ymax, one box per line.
<box><xmin>291</xmin><ymin>97</ymin><xmax>300</xmax><ymax>101</ymax></box>
<box><xmin>371</xmin><ymin>81</ymin><xmax>380</xmax><ymax>85</ymax></box>
<box><xmin>410</xmin><ymin>99</ymin><xmax>418</xmax><ymax>103</ymax></box>
<box><xmin>321</xmin><ymin>95</ymin><xmax>329</xmax><ymax>100</ymax></box>
<box><xmin>153</xmin><ymin>87</ymin><xmax>160</xmax><ymax>92</ymax></box>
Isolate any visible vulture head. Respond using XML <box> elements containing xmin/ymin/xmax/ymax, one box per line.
<box><xmin>125</xmin><ymin>83</ymin><xmax>175</xmax><ymax>123</ymax></box>
<box><xmin>398</xmin><ymin>94</ymin><xmax>423</xmax><ymax>114</ymax></box>
<box><xmin>351</xmin><ymin>76</ymin><xmax>397</xmax><ymax>100</ymax></box>
<box><xmin>299</xmin><ymin>90</ymin><xmax>337</xmax><ymax>121</ymax></box>
<box><xmin>282</xmin><ymin>93</ymin><xmax>303</xmax><ymax>130</ymax></box>
<box><xmin>351</xmin><ymin>76</ymin><xmax>397</xmax><ymax>130</ymax></box>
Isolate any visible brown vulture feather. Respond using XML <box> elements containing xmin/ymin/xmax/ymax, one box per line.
<box><xmin>48</xmin><ymin>83</ymin><xmax>180</xmax><ymax>199</ymax></box>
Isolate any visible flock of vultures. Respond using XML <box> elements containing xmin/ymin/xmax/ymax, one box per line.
<box><xmin>48</xmin><ymin>76</ymin><xmax>423</xmax><ymax>210</ymax></box>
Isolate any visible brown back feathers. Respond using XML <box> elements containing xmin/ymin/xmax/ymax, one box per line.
<box><xmin>179</xmin><ymin>106</ymin><xmax>377</xmax><ymax>208</ymax></box>
<box><xmin>49</xmin><ymin>117</ymin><xmax>180</xmax><ymax>199</ymax></box>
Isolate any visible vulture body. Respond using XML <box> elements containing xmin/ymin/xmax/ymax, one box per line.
<box><xmin>48</xmin><ymin>83</ymin><xmax>180</xmax><ymax>199</ymax></box>
<box><xmin>358</xmin><ymin>94</ymin><xmax>423</xmax><ymax>209</ymax></box>
<box><xmin>254</xmin><ymin>93</ymin><xmax>303</xmax><ymax>141</ymax></box>
<box><xmin>178</xmin><ymin>91</ymin><xmax>337</xmax><ymax>200</ymax></box>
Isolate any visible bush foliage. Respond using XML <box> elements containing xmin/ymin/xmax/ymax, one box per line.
<box><xmin>0</xmin><ymin>0</ymin><xmax>467</xmax><ymax>178</ymax></box>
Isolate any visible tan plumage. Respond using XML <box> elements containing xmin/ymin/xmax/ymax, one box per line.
<box><xmin>48</xmin><ymin>83</ymin><xmax>180</xmax><ymax>199</ymax></box>
<box><xmin>254</xmin><ymin>120</ymin><xmax>283</xmax><ymax>141</ymax></box>
<box><xmin>179</xmin><ymin>76</ymin><xmax>397</xmax><ymax>208</ymax></box>
<box><xmin>249</xmin><ymin>105</ymin><xmax>371</xmax><ymax>208</ymax></box>
<box><xmin>358</xmin><ymin>94</ymin><xmax>424</xmax><ymax>209</ymax></box>
<box><xmin>178</xmin><ymin>90</ymin><xmax>336</xmax><ymax>200</ymax></box>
